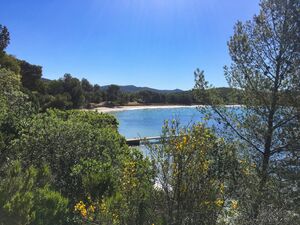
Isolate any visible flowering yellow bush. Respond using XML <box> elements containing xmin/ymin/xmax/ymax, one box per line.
<box><xmin>122</xmin><ymin>160</ymin><xmax>139</xmax><ymax>190</ymax></box>
<box><xmin>148</xmin><ymin>121</ymin><xmax>239</xmax><ymax>224</ymax></box>
<box><xmin>74</xmin><ymin>201</ymin><xmax>87</xmax><ymax>218</ymax></box>
<box><xmin>74</xmin><ymin>200</ymin><xmax>96</xmax><ymax>221</ymax></box>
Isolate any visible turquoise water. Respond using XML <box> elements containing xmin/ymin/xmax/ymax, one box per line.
<box><xmin>111</xmin><ymin>107</ymin><xmax>204</xmax><ymax>139</ymax></box>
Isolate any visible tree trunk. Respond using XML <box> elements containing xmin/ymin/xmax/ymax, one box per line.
<box><xmin>252</xmin><ymin>53</ymin><xmax>282</xmax><ymax>219</ymax></box>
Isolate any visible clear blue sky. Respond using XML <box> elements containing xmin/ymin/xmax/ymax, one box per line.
<box><xmin>1</xmin><ymin>0</ymin><xmax>260</xmax><ymax>90</ymax></box>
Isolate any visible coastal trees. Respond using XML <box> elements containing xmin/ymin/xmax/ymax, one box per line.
<box><xmin>0</xmin><ymin>24</ymin><xmax>20</xmax><ymax>75</ymax></box>
<box><xmin>19</xmin><ymin>60</ymin><xmax>43</xmax><ymax>91</ymax></box>
<box><xmin>81</xmin><ymin>78</ymin><xmax>94</xmax><ymax>104</ymax></box>
<box><xmin>194</xmin><ymin>0</ymin><xmax>300</xmax><ymax>221</ymax></box>
<box><xmin>0</xmin><ymin>25</ymin><xmax>9</xmax><ymax>52</ymax></box>
<box><xmin>0</xmin><ymin>53</ymin><xmax>20</xmax><ymax>75</ymax></box>
<box><xmin>137</xmin><ymin>90</ymin><xmax>164</xmax><ymax>104</ymax></box>
<box><xmin>148</xmin><ymin>121</ymin><xmax>241</xmax><ymax>225</ymax></box>
<box><xmin>106</xmin><ymin>84</ymin><xmax>121</xmax><ymax>102</ymax></box>
<box><xmin>61</xmin><ymin>74</ymin><xmax>85</xmax><ymax>108</ymax></box>
<box><xmin>0</xmin><ymin>61</ymin><xmax>155</xmax><ymax>224</ymax></box>
<box><xmin>92</xmin><ymin>84</ymin><xmax>103</xmax><ymax>103</ymax></box>
<box><xmin>43</xmin><ymin>74</ymin><xmax>95</xmax><ymax>109</ymax></box>
<box><xmin>0</xmin><ymin>69</ymin><xmax>155</xmax><ymax>224</ymax></box>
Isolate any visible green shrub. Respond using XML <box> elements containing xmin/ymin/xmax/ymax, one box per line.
<box><xmin>13</xmin><ymin>109</ymin><xmax>124</xmax><ymax>198</ymax></box>
<box><xmin>0</xmin><ymin>161</ymin><xmax>69</xmax><ymax>225</ymax></box>
<box><xmin>44</xmin><ymin>109</ymin><xmax>118</xmax><ymax>129</ymax></box>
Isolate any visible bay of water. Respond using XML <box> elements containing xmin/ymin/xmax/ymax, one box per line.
<box><xmin>111</xmin><ymin>107</ymin><xmax>204</xmax><ymax>139</ymax></box>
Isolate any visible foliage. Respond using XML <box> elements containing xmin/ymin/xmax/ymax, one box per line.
<box><xmin>13</xmin><ymin>109</ymin><xmax>126</xmax><ymax>197</ymax></box>
<box><xmin>113</xmin><ymin>148</ymin><xmax>154</xmax><ymax>224</ymax></box>
<box><xmin>70</xmin><ymin>159</ymin><xmax>116</xmax><ymax>201</ymax></box>
<box><xmin>136</xmin><ymin>90</ymin><xmax>166</xmax><ymax>104</ymax></box>
<box><xmin>148</xmin><ymin>121</ymin><xmax>241</xmax><ymax>225</ymax></box>
<box><xmin>42</xmin><ymin>74</ymin><xmax>103</xmax><ymax>110</ymax></box>
<box><xmin>0</xmin><ymin>53</ymin><xmax>20</xmax><ymax>74</ymax></box>
<box><xmin>0</xmin><ymin>68</ymin><xmax>33</xmax><ymax>166</ymax></box>
<box><xmin>0</xmin><ymin>62</ymin><xmax>155</xmax><ymax>224</ymax></box>
<box><xmin>0</xmin><ymin>1</ymin><xmax>299</xmax><ymax>223</ymax></box>
<box><xmin>41</xmin><ymin>92</ymin><xmax>73</xmax><ymax>110</ymax></box>
<box><xmin>105</xmin><ymin>84</ymin><xmax>121</xmax><ymax>102</ymax></box>
<box><xmin>18</xmin><ymin>60</ymin><xmax>43</xmax><ymax>91</ymax></box>
<box><xmin>72</xmin><ymin>148</ymin><xmax>155</xmax><ymax>225</ymax></box>
<box><xmin>43</xmin><ymin>109</ymin><xmax>118</xmax><ymax>129</ymax></box>
<box><xmin>194</xmin><ymin>0</ymin><xmax>300</xmax><ymax>221</ymax></box>
<box><xmin>0</xmin><ymin>25</ymin><xmax>9</xmax><ymax>52</ymax></box>
<box><xmin>0</xmin><ymin>161</ymin><xmax>69</xmax><ymax>225</ymax></box>
<box><xmin>0</xmin><ymin>73</ymin><xmax>155</xmax><ymax>224</ymax></box>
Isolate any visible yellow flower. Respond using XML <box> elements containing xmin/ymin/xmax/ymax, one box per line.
<box><xmin>81</xmin><ymin>208</ymin><xmax>87</xmax><ymax>217</ymax></box>
<box><xmin>182</xmin><ymin>136</ymin><xmax>188</xmax><ymax>145</ymax></box>
<box><xmin>220</xmin><ymin>183</ymin><xmax>225</xmax><ymax>194</ymax></box>
<box><xmin>74</xmin><ymin>201</ymin><xmax>86</xmax><ymax>212</ymax></box>
<box><xmin>74</xmin><ymin>201</ymin><xmax>96</xmax><ymax>219</ymax></box>
<box><xmin>231</xmin><ymin>200</ymin><xmax>238</xmax><ymax>210</ymax></box>
<box><xmin>215</xmin><ymin>199</ymin><xmax>224</xmax><ymax>207</ymax></box>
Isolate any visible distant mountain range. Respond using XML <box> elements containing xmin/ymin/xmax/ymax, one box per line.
<box><xmin>101</xmin><ymin>85</ymin><xmax>184</xmax><ymax>94</ymax></box>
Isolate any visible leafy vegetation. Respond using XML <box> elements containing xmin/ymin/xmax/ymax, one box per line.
<box><xmin>148</xmin><ymin>121</ymin><xmax>241</xmax><ymax>224</ymax></box>
<box><xmin>194</xmin><ymin>0</ymin><xmax>300</xmax><ymax>223</ymax></box>
<box><xmin>0</xmin><ymin>66</ymin><xmax>155</xmax><ymax>224</ymax></box>
<box><xmin>0</xmin><ymin>0</ymin><xmax>299</xmax><ymax>224</ymax></box>
<box><xmin>0</xmin><ymin>161</ymin><xmax>69</xmax><ymax>225</ymax></box>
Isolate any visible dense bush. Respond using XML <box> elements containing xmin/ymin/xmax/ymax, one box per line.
<box><xmin>13</xmin><ymin>110</ymin><xmax>125</xmax><ymax>197</ymax></box>
<box><xmin>0</xmin><ymin>63</ymin><xmax>156</xmax><ymax>224</ymax></box>
<box><xmin>72</xmin><ymin>149</ymin><xmax>154</xmax><ymax>225</ymax></box>
<box><xmin>44</xmin><ymin>109</ymin><xmax>118</xmax><ymax>129</ymax></box>
<box><xmin>0</xmin><ymin>161</ymin><xmax>69</xmax><ymax>225</ymax></box>
<box><xmin>148</xmin><ymin>121</ymin><xmax>242</xmax><ymax>225</ymax></box>
<box><xmin>0</xmin><ymin>68</ymin><xmax>34</xmax><ymax>167</ymax></box>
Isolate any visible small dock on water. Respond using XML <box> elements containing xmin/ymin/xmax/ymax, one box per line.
<box><xmin>126</xmin><ymin>136</ymin><xmax>162</xmax><ymax>146</ymax></box>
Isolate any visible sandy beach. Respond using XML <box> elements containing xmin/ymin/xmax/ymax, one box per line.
<box><xmin>89</xmin><ymin>105</ymin><xmax>199</xmax><ymax>113</ymax></box>
<box><xmin>86</xmin><ymin>104</ymin><xmax>243</xmax><ymax>113</ymax></box>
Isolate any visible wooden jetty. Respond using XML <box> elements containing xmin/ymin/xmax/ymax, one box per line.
<box><xmin>126</xmin><ymin>136</ymin><xmax>161</xmax><ymax>146</ymax></box>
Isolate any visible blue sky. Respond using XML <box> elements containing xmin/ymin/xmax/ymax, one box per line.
<box><xmin>1</xmin><ymin>0</ymin><xmax>260</xmax><ymax>90</ymax></box>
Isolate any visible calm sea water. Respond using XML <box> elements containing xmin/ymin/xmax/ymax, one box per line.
<box><xmin>111</xmin><ymin>107</ymin><xmax>205</xmax><ymax>139</ymax></box>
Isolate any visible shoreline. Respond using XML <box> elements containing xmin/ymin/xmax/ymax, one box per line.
<box><xmin>88</xmin><ymin>104</ymin><xmax>242</xmax><ymax>113</ymax></box>
<box><xmin>91</xmin><ymin>105</ymin><xmax>197</xmax><ymax>113</ymax></box>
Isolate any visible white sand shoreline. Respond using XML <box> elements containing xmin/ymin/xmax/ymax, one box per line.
<box><xmin>89</xmin><ymin>104</ymin><xmax>242</xmax><ymax>113</ymax></box>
